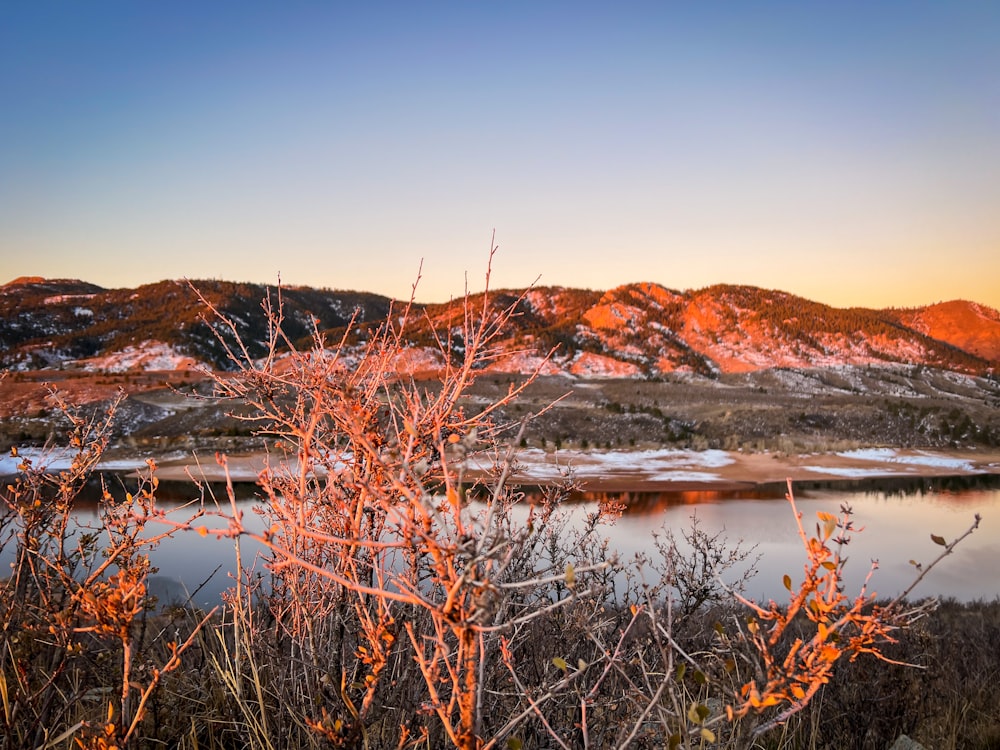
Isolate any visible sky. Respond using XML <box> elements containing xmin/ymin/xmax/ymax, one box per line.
<box><xmin>1</xmin><ymin>2</ymin><xmax>999</xmax><ymax>309</ymax></box>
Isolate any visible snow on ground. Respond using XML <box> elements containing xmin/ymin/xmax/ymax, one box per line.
<box><xmin>485</xmin><ymin>447</ymin><xmax>735</xmax><ymax>484</ymax></box>
<box><xmin>836</xmin><ymin>448</ymin><xmax>975</xmax><ymax>471</ymax></box>
<box><xmin>485</xmin><ymin>351</ymin><xmax>566</xmax><ymax>376</ymax></box>
<box><xmin>74</xmin><ymin>341</ymin><xmax>204</xmax><ymax>372</ymax></box>
<box><xmin>389</xmin><ymin>346</ymin><xmax>444</xmax><ymax>375</ymax></box>
<box><xmin>43</xmin><ymin>294</ymin><xmax>95</xmax><ymax>304</ymax></box>
<box><xmin>567</xmin><ymin>351</ymin><xmax>642</xmax><ymax>378</ymax></box>
<box><xmin>0</xmin><ymin>447</ymin><xmax>152</xmax><ymax>476</ymax></box>
<box><xmin>802</xmin><ymin>466</ymin><xmax>899</xmax><ymax>478</ymax></box>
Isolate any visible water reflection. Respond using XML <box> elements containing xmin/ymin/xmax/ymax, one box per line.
<box><xmin>3</xmin><ymin>472</ymin><xmax>998</xmax><ymax>608</ymax></box>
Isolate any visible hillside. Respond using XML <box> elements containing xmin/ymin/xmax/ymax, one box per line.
<box><xmin>0</xmin><ymin>278</ymin><xmax>393</xmax><ymax>371</ymax></box>
<box><xmin>2</xmin><ymin>277</ymin><xmax>998</xmax><ymax>377</ymax></box>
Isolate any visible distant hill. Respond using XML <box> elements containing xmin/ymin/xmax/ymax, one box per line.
<box><xmin>2</xmin><ymin>277</ymin><xmax>997</xmax><ymax>377</ymax></box>
<box><xmin>0</xmin><ymin>278</ymin><xmax>393</xmax><ymax>371</ymax></box>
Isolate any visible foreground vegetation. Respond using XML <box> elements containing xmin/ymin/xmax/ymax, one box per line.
<box><xmin>1</xmin><ymin>262</ymin><xmax>991</xmax><ymax>749</ymax></box>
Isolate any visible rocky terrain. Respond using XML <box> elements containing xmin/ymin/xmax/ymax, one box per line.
<box><xmin>3</xmin><ymin>276</ymin><xmax>999</xmax><ymax>377</ymax></box>
<box><xmin>2</xmin><ymin>276</ymin><xmax>999</xmax><ymax>468</ymax></box>
<box><xmin>2</xmin><ymin>364</ymin><xmax>999</xmax><ymax>471</ymax></box>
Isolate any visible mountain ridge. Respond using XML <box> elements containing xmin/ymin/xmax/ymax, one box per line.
<box><xmin>2</xmin><ymin>277</ymin><xmax>998</xmax><ymax>377</ymax></box>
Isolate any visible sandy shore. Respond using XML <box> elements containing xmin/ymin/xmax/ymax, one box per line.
<box><xmin>135</xmin><ymin>446</ymin><xmax>1000</xmax><ymax>491</ymax></box>
<box><xmin>5</xmin><ymin>445</ymin><xmax>997</xmax><ymax>490</ymax></box>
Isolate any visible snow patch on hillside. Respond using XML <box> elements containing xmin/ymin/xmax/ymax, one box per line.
<box><xmin>568</xmin><ymin>351</ymin><xmax>642</xmax><ymax>378</ymax></box>
<box><xmin>485</xmin><ymin>351</ymin><xmax>565</xmax><ymax>376</ymax></box>
<box><xmin>74</xmin><ymin>341</ymin><xmax>204</xmax><ymax>372</ymax></box>
<box><xmin>389</xmin><ymin>346</ymin><xmax>445</xmax><ymax>374</ymax></box>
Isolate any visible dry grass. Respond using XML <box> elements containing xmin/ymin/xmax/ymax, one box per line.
<box><xmin>1</xmin><ymin>258</ymin><xmax>993</xmax><ymax>749</ymax></box>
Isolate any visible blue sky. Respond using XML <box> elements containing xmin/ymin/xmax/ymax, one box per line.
<box><xmin>2</xmin><ymin>2</ymin><xmax>998</xmax><ymax>307</ymax></box>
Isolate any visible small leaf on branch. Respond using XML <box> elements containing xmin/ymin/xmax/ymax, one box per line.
<box><xmin>931</xmin><ymin>533</ymin><xmax>947</xmax><ymax>546</ymax></box>
<box><xmin>687</xmin><ymin>701</ymin><xmax>710</xmax><ymax>724</ymax></box>
<box><xmin>783</xmin><ymin>574</ymin><xmax>792</xmax><ymax>590</ymax></box>
<box><xmin>817</xmin><ymin>511</ymin><xmax>837</xmax><ymax>539</ymax></box>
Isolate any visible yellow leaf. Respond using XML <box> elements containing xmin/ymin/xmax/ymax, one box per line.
<box><xmin>783</xmin><ymin>574</ymin><xmax>792</xmax><ymax>590</ymax></box>
<box><xmin>687</xmin><ymin>702</ymin><xmax>710</xmax><ymax>723</ymax></box>
<box><xmin>552</xmin><ymin>657</ymin><xmax>568</xmax><ymax>671</ymax></box>
<box><xmin>817</xmin><ymin>622</ymin><xmax>828</xmax><ymax>642</ymax></box>
<box><xmin>700</xmin><ymin>727</ymin><xmax>716</xmax><ymax>742</ymax></box>
<box><xmin>817</xmin><ymin>511</ymin><xmax>837</xmax><ymax>539</ymax></box>
<box><xmin>565</xmin><ymin>562</ymin><xmax>575</xmax><ymax>588</ymax></box>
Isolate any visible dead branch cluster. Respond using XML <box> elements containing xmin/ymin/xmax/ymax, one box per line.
<box><xmin>0</xmin><ymin>252</ymin><xmax>983</xmax><ymax>749</ymax></box>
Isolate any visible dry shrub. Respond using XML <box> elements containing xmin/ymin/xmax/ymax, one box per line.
<box><xmin>0</xmin><ymin>387</ymin><xmax>211</xmax><ymax>750</ymax></box>
<box><xmin>0</xmin><ymin>253</ymin><xmax>986</xmax><ymax>749</ymax></box>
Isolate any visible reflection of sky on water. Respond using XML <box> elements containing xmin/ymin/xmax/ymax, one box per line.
<box><xmin>599</xmin><ymin>485</ymin><xmax>999</xmax><ymax>604</ymax></box>
<box><xmin>4</xmin><ymin>477</ymin><xmax>997</xmax><ymax>608</ymax></box>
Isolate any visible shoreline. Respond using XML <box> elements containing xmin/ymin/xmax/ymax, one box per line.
<box><xmin>109</xmin><ymin>446</ymin><xmax>1000</xmax><ymax>491</ymax></box>
<box><xmin>4</xmin><ymin>446</ymin><xmax>1000</xmax><ymax>493</ymax></box>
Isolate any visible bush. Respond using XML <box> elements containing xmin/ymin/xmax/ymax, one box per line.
<box><xmin>0</xmin><ymin>256</ymin><xmax>985</xmax><ymax>749</ymax></box>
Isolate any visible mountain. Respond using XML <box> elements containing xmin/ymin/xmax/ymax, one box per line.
<box><xmin>2</xmin><ymin>277</ymin><xmax>998</xmax><ymax>377</ymax></box>
<box><xmin>886</xmin><ymin>300</ymin><xmax>1000</xmax><ymax>363</ymax></box>
<box><xmin>0</xmin><ymin>278</ymin><xmax>392</xmax><ymax>371</ymax></box>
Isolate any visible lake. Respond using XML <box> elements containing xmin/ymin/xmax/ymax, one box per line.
<box><xmin>3</xmin><ymin>474</ymin><xmax>998</xmax><ymax>609</ymax></box>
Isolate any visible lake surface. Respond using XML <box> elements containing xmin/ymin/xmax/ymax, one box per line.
<box><xmin>4</xmin><ymin>474</ymin><xmax>998</xmax><ymax>608</ymax></box>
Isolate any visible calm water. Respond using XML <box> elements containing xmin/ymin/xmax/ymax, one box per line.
<box><xmin>4</xmin><ymin>475</ymin><xmax>998</xmax><ymax>608</ymax></box>
<box><xmin>568</xmin><ymin>476</ymin><xmax>1000</xmax><ymax>605</ymax></box>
